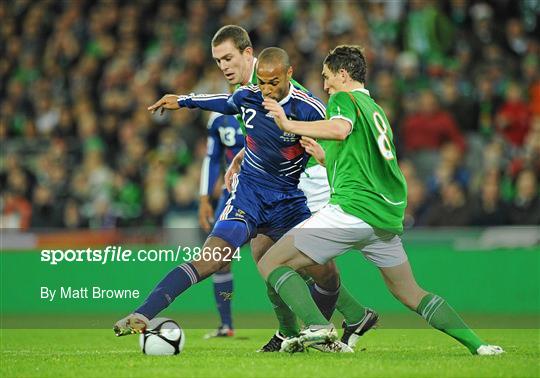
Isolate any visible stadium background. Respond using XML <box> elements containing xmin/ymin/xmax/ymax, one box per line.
<box><xmin>1</xmin><ymin>0</ymin><xmax>539</xmax><ymax>326</ymax></box>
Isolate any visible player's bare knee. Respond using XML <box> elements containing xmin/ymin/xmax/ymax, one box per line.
<box><xmin>251</xmin><ymin>245</ymin><xmax>265</xmax><ymax>263</ymax></box>
<box><xmin>257</xmin><ymin>253</ymin><xmax>290</xmax><ymax>279</ymax></box>
<box><xmin>250</xmin><ymin>235</ymin><xmax>274</xmax><ymax>263</ymax></box>
<box><xmin>198</xmin><ymin>236</ymin><xmax>235</xmax><ymax>275</ymax></box>
<box><xmin>191</xmin><ymin>258</ymin><xmax>222</xmax><ymax>278</ymax></box>
<box><xmin>305</xmin><ymin>262</ymin><xmax>340</xmax><ymax>291</ymax></box>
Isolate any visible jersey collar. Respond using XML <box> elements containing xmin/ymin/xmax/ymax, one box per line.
<box><xmin>278</xmin><ymin>83</ymin><xmax>294</xmax><ymax>105</ymax></box>
<box><xmin>352</xmin><ymin>87</ymin><xmax>370</xmax><ymax>96</ymax></box>
<box><xmin>248</xmin><ymin>58</ymin><xmax>258</xmax><ymax>85</ymax></box>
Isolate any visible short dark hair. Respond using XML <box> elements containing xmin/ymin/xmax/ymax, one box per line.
<box><xmin>211</xmin><ymin>25</ymin><xmax>252</xmax><ymax>52</ymax></box>
<box><xmin>258</xmin><ymin>47</ymin><xmax>290</xmax><ymax>69</ymax></box>
<box><xmin>323</xmin><ymin>45</ymin><xmax>367</xmax><ymax>83</ymax></box>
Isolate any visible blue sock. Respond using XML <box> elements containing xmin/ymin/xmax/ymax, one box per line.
<box><xmin>136</xmin><ymin>263</ymin><xmax>200</xmax><ymax>319</ymax></box>
<box><xmin>212</xmin><ymin>272</ymin><xmax>233</xmax><ymax>329</ymax></box>
<box><xmin>309</xmin><ymin>283</ymin><xmax>339</xmax><ymax>320</ymax></box>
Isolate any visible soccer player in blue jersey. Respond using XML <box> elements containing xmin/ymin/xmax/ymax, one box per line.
<box><xmin>199</xmin><ymin>112</ymin><xmax>244</xmax><ymax>338</ymax></box>
<box><xmin>116</xmin><ymin>26</ymin><xmax>376</xmax><ymax>353</ymax></box>
<box><xmin>114</xmin><ymin>47</ymin><xmax>330</xmax><ymax>334</ymax></box>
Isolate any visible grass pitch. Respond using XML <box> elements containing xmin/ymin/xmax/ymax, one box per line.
<box><xmin>1</xmin><ymin>328</ymin><xmax>538</xmax><ymax>378</ymax></box>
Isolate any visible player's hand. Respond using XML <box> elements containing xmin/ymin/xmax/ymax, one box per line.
<box><xmin>198</xmin><ymin>197</ymin><xmax>214</xmax><ymax>233</ymax></box>
<box><xmin>224</xmin><ymin>167</ymin><xmax>239</xmax><ymax>192</ymax></box>
<box><xmin>300</xmin><ymin>136</ymin><xmax>326</xmax><ymax>166</ymax></box>
<box><xmin>262</xmin><ymin>98</ymin><xmax>291</xmax><ymax>132</ymax></box>
<box><xmin>224</xmin><ymin>149</ymin><xmax>244</xmax><ymax>192</ymax></box>
<box><xmin>147</xmin><ymin>94</ymin><xmax>182</xmax><ymax>115</ymax></box>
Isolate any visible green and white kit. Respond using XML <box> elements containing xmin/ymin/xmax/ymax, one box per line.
<box><xmin>291</xmin><ymin>88</ymin><xmax>408</xmax><ymax>266</ymax></box>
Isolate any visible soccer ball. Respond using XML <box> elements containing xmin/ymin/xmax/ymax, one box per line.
<box><xmin>139</xmin><ymin>318</ymin><xmax>185</xmax><ymax>355</ymax></box>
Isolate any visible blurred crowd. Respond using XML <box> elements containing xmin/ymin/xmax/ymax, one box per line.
<box><xmin>1</xmin><ymin>0</ymin><xmax>539</xmax><ymax>230</ymax></box>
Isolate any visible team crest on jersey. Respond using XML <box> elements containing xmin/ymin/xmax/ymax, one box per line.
<box><xmin>280</xmin><ymin>131</ymin><xmax>297</xmax><ymax>143</ymax></box>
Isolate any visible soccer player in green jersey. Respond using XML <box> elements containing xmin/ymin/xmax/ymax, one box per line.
<box><xmin>260</xmin><ymin>45</ymin><xmax>504</xmax><ymax>356</ymax></box>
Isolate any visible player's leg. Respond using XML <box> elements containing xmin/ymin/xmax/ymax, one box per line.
<box><xmin>259</xmin><ymin>191</ymin><xmax>340</xmax><ymax>343</ymax></box>
<box><xmin>255</xmin><ymin>238</ymin><xmax>353</xmax><ymax>352</ymax></box>
<box><xmin>302</xmin><ymin>261</ymin><xmax>378</xmax><ymax>347</ymax></box>
<box><xmin>258</xmin><ymin>235</ymin><xmax>331</xmax><ymax>327</ymax></box>
<box><xmin>251</xmin><ymin>234</ymin><xmax>301</xmax><ymax>346</ymax></box>
<box><xmin>258</xmin><ymin>205</ymin><xmax>365</xmax><ymax>350</ymax></box>
<box><xmin>300</xmin><ymin>166</ymin><xmax>376</xmax><ymax>335</ymax></box>
<box><xmin>259</xmin><ymin>204</ymin><xmax>400</xmax><ymax>352</ymax></box>
<box><xmin>258</xmin><ymin>220</ymin><xmax>354</xmax><ymax>328</ymax></box>
<box><xmin>301</xmin><ymin>262</ymin><xmax>340</xmax><ymax>320</ymax></box>
<box><xmin>254</xmin><ymin>234</ymin><xmax>337</xmax><ymax>328</ymax></box>
<box><xmin>258</xmin><ymin>234</ymin><xmax>339</xmax><ymax>352</ymax></box>
<box><xmin>114</xmin><ymin>219</ymin><xmax>250</xmax><ymax>336</ymax></box>
<box><xmin>206</xmin><ymin>190</ymin><xmax>235</xmax><ymax>338</ymax></box>
<box><xmin>377</xmin><ymin>258</ymin><xmax>503</xmax><ymax>355</ymax></box>
<box><xmin>205</xmin><ymin>262</ymin><xmax>234</xmax><ymax>338</ymax></box>
<box><xmin>267</xmin><ymin>192</ymin><xmax>349</xmax><ymax>321</ymax></box>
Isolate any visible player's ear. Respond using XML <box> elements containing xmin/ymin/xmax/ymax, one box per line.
<box><xmin>242</xmin><ymin>46</ymin><xmax>253</xmax><ymax>58</ymax></box>
<box><xmin>287</xmin><ymin>66</ymin><xmax>293</xmax><ymax>80</ymax></box>
<box><xmin>339</xmin><ymin>69</ymin><xmax>348</xmax><ymax>83</ymax></box>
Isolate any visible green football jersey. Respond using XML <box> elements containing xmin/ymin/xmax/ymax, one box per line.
<box><xmin>325</xmin><ymin>89</ymin><xmax>407</xmax><ymax>234</ymax></box>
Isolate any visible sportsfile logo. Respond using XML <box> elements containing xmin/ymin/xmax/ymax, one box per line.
<box><xmin>40</xmin><ymin>246</ymin><xmax>242</xmax><ymax>265</ymax></box>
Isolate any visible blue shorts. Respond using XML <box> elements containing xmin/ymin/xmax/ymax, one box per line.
<box><xmin>209</xmin><ymin>173</ymin><xmax>311</xmax><ymax>248</ymax></box>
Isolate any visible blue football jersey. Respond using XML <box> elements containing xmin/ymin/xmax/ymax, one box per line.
<box><xmin>200</xmin><ymin>112</ymin><xmax>244</xmax><ymax>197</ymax></box>
<box><xmin>179</xmin><ymin>83</ymin><xmax>326</xmax><ymax>190</ymax></box>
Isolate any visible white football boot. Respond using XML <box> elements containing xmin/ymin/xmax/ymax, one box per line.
<box><xmin>476</xmin><ymin>345</ymin><xmax>505</xmax><ymax>356</ymax></box>
<box><xmin>113</xmin><ymin>313</ymin><xmax>149</xmax><ymax>336</ymax></box>
<box><xmin>310</xmin><ymin>340</ymin><xmax>354</xmax><ymax>353</ymax></box>
<box><xmin>280</xmin><ymin>325</ymin><xmax>338</xmax><ymax>353</ymax></box>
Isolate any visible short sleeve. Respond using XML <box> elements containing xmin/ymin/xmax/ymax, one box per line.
<box><xmin>326</xmin><ymin>92</ymin><xmax>357</xmax><ymax>130</ymax></box>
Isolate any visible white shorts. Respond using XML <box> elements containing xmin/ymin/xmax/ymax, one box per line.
<box><xmin>289</xmin><ymin>203</ymin><xmax>407</xmax><ymax>267</ymax></box>
<box><xmin>299</xmin><ymin>164</ymin><xmax>330</xmax><ymax>213</ymax></box>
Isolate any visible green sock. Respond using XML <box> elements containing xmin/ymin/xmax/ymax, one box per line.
<box><xmin>335</xmin><ymin>285</ymin><xmax>367</xmax><ymax>325</ymax></box>
<box><xmin>265</xmin><ymin>282</ymin><xmax>300</xmax><ymax>337</ymax></box>
<box><xmin>416</xmin><ymin>293</ymin><xmax>485</xmax><ymax>354</ymax></box>
<box><xmin>267</xmin><ymin>266</ymin><xmax>329</xmax><ymax>327</ymax></box>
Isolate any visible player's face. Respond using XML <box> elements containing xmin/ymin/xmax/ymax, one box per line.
<box><xmin>257</xmin><ymin>64</ymin><xmax>292</xmax><ymax>101</ymax></box>
<box><xmin>322</xmin><ymin>64</ymin><xmax>342</xmax><ymax>95</ymax></box>
<box><xmin>212</xmin><ymin>40</ymin><xmax>253</xmax><ymax>85</ymax></box>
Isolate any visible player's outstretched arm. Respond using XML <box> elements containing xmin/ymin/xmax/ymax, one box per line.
<box><xmin>224</xmin><ymin>148</ymin><xmax>244</xmax><ymax>192</ymax></box>
<box><xmin>147</xmin><ymin>94</ymin><xmax>181</xmax><ymax>115</ymax></box>
<box><xmin>178</xmin><ymin>93</ymin><xmax>239</xmax><ymax>115</ymax></box>
<box><xmin>300</xmin><ymin>136</ymin><xmax>326</xmax><ymax>166</ymax></box>
<box><xmin>263</xmin><ymin>98</ymin><xmax>350</xmax><ymax>140</ymax></box>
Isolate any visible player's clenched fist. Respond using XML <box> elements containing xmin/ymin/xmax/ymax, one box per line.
<box><xmin>147</xmin><ymin>94</ymin><xmax>184</xmax><ymax>115</ymax></box>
